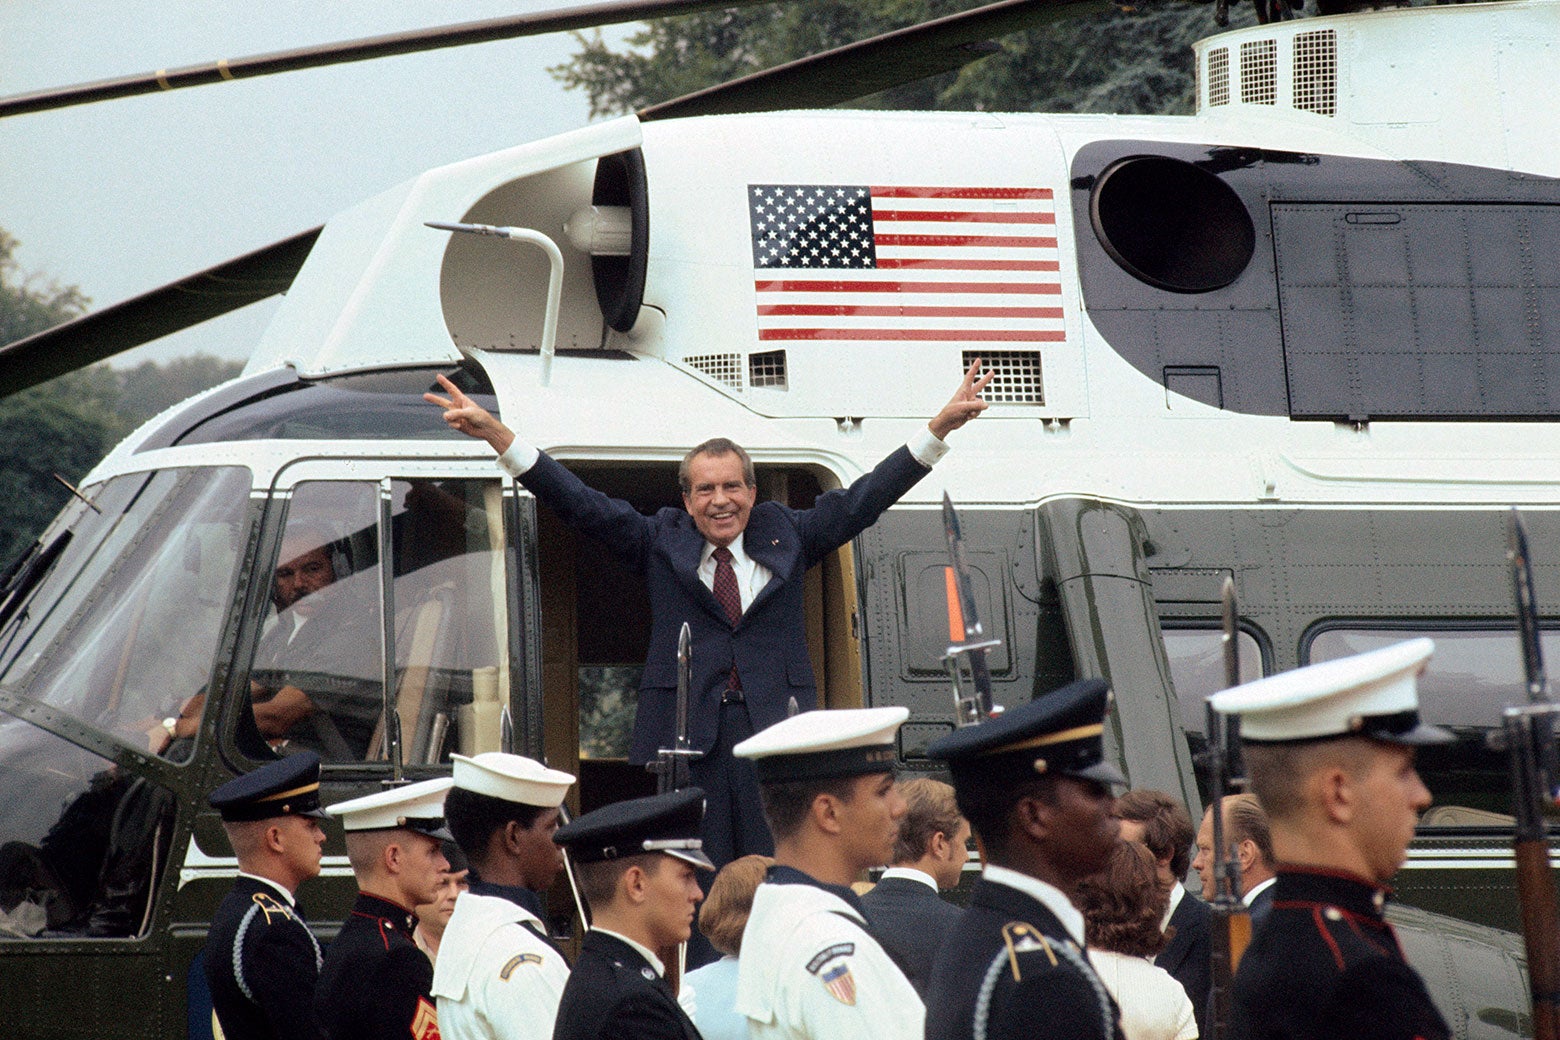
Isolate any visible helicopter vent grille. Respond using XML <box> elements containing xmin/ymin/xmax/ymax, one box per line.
<box><xmin>686</xmin><ymin>353</ymin><xmax>743</xmax><ymax>389</ymax></box>
<box><xmin>1207</xmin><ymin>47</ymin><xmax>1230</xmax><ymax>107</ymax></box>
<box><xmin>1240</xmin><ymin>39</ymin><xmax>1278</xmax><ymax>105</ymax></box>
<box><xmin>1292</xmin><ymin>30</ymin><xmax>1337</xmax><ymax>116</ymax></box>
<box><xmin>748</xmin><ymin>350</ymin><xmax>788</xmax><ymax>389</ymax></box>
<box><xmin>966</xmin><ymin>350</ymin><xmax>1043</xmax><ymax>405</ymax></box>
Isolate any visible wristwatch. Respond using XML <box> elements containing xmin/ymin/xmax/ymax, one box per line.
<box><xmin>162</xmin><ymin>717</ymin><xmax>179</xmax><ymax>739</ymax></box>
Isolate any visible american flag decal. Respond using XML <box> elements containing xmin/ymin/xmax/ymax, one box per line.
<box><xmin>749</xmin><ymin>184</ymin><xmax>1064</xmax><ymax>344</ymax></box>
<box><xmin>820</xmin><ymin>961</ymin><xmax>858</xmax><ymax>1005</ymax></box>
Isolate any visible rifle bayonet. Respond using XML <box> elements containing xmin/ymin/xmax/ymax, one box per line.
<box><xmin>942</xmin><ymin>492</ymin><xmax>1003</xmax><ymax>725</ymax></box>
<box><xmin>649</xmin><ymin>622</ymin><xmax>701</xmax><ymax>793</ymax></box>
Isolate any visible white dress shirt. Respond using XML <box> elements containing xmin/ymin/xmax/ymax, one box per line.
<box><xmin>877</xmin><ymin>866</ymin><xmax>939</xmax><ymax>892</ymax></box>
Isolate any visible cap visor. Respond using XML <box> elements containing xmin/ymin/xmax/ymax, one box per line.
<box><xmin>1069</xmin><ymin>761</ymin><xmax>1128</xmax><ymax>787</ymax></box>
<box><xmin>667</xmin><ymin>848</ymin><xmax>717</xmax><ymax>871</ymax></box>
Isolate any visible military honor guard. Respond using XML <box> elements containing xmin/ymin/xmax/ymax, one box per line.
<box><xmin>1209</xmin><ymin>637</ymin><xmax>1453</xmax><ymax>1040</ymax></box>
<box><xmin>730</xmin><ymin>707</ymin><xmax>924</xmax><ymax>1040</ymax></box>
<box><xmin>922</xmin><ymin>680</ymin><xmax>1126</xmax><ymax>1040</ymax></box>
<box><xmin>205</xmin><ymin>752</ymin><xmax>330</xmax><ymax>1040</ymax></box>
<box><xmin>316</xmin><ymin>778</ymin><xmax>455</xmax><ymax>1040</ymax></box>
<box><xmin>551</xmin><ymin>788</ymin><xmax>714</xmax><ymax>1040</ymax></box>
<box><xmin>433</xmin><ymin>752</ymin><xmax>577</xmax><ymax>1040</ymax></box>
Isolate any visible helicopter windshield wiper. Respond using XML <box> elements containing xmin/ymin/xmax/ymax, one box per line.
<box><xmin>0</xmin><ymin>531</ymin><xmax>72</xmax><ymax>635</ymax></box>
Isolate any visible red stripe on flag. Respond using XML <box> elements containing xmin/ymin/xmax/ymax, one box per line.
<box><xmin>757</xmin><ymin>304</ymin><xmax>1064</xmax><ymax>318</ymax></box>
<box><xmin>874</xmin><ymin>234</ymin><xmax>1057</xmax><ymax>249</ymax></box>
<box><xmin>871</xmin><ymin>209</ymin><xmax>1055</xmax><ymax>225</ymax></box>
<box><xmin>758</xmin><ymin>328</ymin><xmax>1067</xmax><ymax>342</ymax></box>
<box><xmin>873</xmin><ymin>258</ymin><xmax>1060</xmax><ymax>272</ymax></box>
<box><xmin>754</xmin><ymin>280</ymin><xmax>1060</xmax><ymax>295</ymax></box>
<box><xmin>868</xmin><ymin>186</ymin><xmax>1053</xmax><ymax>200</ymax></box>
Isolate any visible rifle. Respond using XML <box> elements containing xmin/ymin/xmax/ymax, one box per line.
<box><xmin>1202</xmin><ymin>576</ymin><xmax>1252</xmax><ymax>1040</ymax></box>
<box><xmin>1501</xmin><ymin>509</ymin><xmax>1560</xmax><ymax>1040</ymax></box>
<box><xmin>648</xmin><ymin>621</ymin><xmax>701</xmax><ymax>994</ymax></box>
<box><xmin>941</xmin><ymin>492</ymin><xmax>1004</xmax><ymax>725</ymax></box>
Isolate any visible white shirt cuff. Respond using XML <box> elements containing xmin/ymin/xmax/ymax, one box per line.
<box><xmin>907</xmin><ymin>426</ymin><xmax>949</xmax><ymax>468</ymax></box>
<box><xmin>495</xmin><ymin>438</ymin><xmax>540</xmax><ymax>478</ymax></box>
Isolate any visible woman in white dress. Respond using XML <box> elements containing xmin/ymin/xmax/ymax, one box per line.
<box><xmin>1079</xmin><ymin>841</ymin><xmax>1198</xmax><ymax>1040</ymax></box>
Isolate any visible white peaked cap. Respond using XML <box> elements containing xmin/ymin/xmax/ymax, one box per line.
<box><xmin>326</xmin><ymin>776</ymin><xmax>455</xmax><ymax>836</ymax></box>
<box><xmin>1209</xmin><ymin>637</ymin><xmax>1451</xmax><ymax>745</ymax></box>
<box><xmin>734</xmin><ymin>707</ymin><xmax>909</xmax><ymax>782</ymax></box>
<box><xmin>451</xmin><ymin>753</ymin><xmax>575</xmax><ymax>808</ymax></box>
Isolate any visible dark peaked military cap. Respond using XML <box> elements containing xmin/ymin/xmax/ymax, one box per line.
<box><xmin>926</xmin><ymin>679</ymin><xmax>1126</xmax><ymax>787</ymax></box>
<box><xmin>209</xmin><ymin>751</ymin><xmax>329</xmax><ymax>822</ymax></box>
<box><xmin>554</xmin><ymin>787</ymin><xmax>715</xmax><ymax>870</ymax></box>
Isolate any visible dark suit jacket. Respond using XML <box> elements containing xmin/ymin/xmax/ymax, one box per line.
<box><xmin>519</xmin><ymin>446</ymin><xmax>930</xmax><ymax>762</ymax></box>
<box><xmin>1159</xmin><ymin>888</ymin><xmax>1212</xmax><ymax>1039</ymax></box>
<box><xmin>859</xmin><ymin>874</ymin><xmax>962</xmax><ymax>995</ymax></box>
<box><xmin>552</xmin><ymin>930</ymin><xmax>701</xmax><ymax>1040</ymax></box>
<box><xmin>1247</xmin><ymin>880</ymin><xmax>1275</xmax><ymax>926</ymax></box>
<box><xmin>924</xmin><ymin>877</ymin><xmax>1123</xmax><ymax>1040</ymax></box>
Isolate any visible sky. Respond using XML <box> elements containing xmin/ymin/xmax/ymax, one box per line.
<box><xmin>0</xmin><ymin>0</ymin><xmax>637</xmax><ymax>366</ymax></box>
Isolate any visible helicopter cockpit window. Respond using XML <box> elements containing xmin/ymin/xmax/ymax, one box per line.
<box><xmin>0</xmin><ymin>724</ymin><xmax>178</xmax><ymax>939</ymax></box>
<box><xmin>0</xmin><ymin>466</ymin><xmax>252</xmax><ymax>755</ymax></box>
<box><xmin>172</xmin><ymin>367</ymin><xmax>499</xmax><ymax>446</ymax></box>
<box><xmin>1305</xmin><ymin>626</ymin><xmax>1545</xmax><ymax>823</ymax></box>
<box><xmin>244</xmin><ymin>476</ymin><xmax>507</xmax><ymax>765</ymax></box>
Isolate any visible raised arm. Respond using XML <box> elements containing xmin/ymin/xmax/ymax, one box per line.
<box><xmin>424</xmin><ymin>373</ymin><xmax>515</xmax><ymax>455</ymax></box>
<box><xmin>928</xmin><ymin>357</ymin><xmax>995</xmax><ymax>440</ymax></box>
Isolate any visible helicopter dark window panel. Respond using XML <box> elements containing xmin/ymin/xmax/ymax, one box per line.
<box><xmin>172</xmin><ymin>367</ymin><xmax>499</xmax><ymax>445</ymax></box>
<box><xmin>0</xmin><ymin>726</ymin><xmax>177</xmax><ymax>939</ymax></box>
<box><xmin>1274</xmin><ymin>203</ymin><xmax>1560</xmax><ymax>420</ymax></box>
<box><xmin>1303</xmin><ymin>626</ymin><xmax>1560</xmax><ymax>822</ymax></box>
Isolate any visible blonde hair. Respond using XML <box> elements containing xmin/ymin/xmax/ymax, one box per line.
<box><xmin>698</xmin><ymin>855</ymin><xmax>773</xmax><ymax>956</ymax></box>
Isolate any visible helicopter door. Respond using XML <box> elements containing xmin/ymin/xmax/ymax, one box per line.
<box><xmin>229</xmin><ymin>463</ymin><xmax>519</xmax><ymax>770</ymax></box>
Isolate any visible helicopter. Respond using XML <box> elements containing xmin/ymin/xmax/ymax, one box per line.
<box><xmin>1</xmin><ymin>0</ymin><xmax>1557</xmax><ymax>1036</ymax></box>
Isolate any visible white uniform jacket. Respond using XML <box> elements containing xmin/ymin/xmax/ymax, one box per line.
<box><xmin>736</xmin><ymin>881</ymin><xmax>924</xmax><ymax>1040</ymax></box>
<box><xmin>431</xmin><ymin>891</ymin><xmax>570</xmax><ymax>1040</ymax></box>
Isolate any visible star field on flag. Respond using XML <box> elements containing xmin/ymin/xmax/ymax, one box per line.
<box><xmin>748</xmin><ymin>184</ymin><xmax>1065</xmax><ymax>344</ymax></box>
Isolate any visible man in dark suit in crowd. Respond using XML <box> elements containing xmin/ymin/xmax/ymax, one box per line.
<box><xmin>425</xmin><ymin>362</ymin><xmax>992</xmax><ymax>886</ymax></box>
<box><xmin>205</xmin><ymin>752</ymin><xmax>329</xmax><ymax>1040</ymax></box>
<box><xmin>1116</xmin><ymin>788</ymin><xmax>1209</xmax><ymax>1036</ymax></box>
<box><xmin>1192</xmin><ymin>793</ymin><xmax>1278</xmax><ymax>925</ymax></box>
<box><xmin>860</xmin><ymin>777</ymin><xmax>969</xmax><ymax>995</ymax></box>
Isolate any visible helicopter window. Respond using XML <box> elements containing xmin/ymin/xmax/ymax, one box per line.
<box><xmin>1089</xmin><ymin>156</ymin><xmax>1256</xmax><ymax>294</ymax></box>
<box><xmin>1303</xmin><ymin>626</ymin><xmax>1552</xmax><ymax>822</ymax></box>
<box><xmin>0</xmin><ymin>467</ymin><xmax>252</xmax><ymax>755</ymax></box>
<box><xmin>1163</xmin><ymin>626</ymin><xmax>1266</xmax><ymax>737</ymax></box>
<box><xmin>0</xmin><ymin>724</ymin><xmax>178</xmax><ymax>939</ymax></box>
<box><xmin>172</xmin><ymin>366</ymin><xmax>499</xmax><ymax>446</ymax></box>
<box><xmin>242</xmin><ymin>476</ymin><xmax>507</xmax><ymax>766</ymax></box>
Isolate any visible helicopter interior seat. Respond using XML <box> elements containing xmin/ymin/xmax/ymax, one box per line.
<box><xmin>1419</xmin><ymin>805</ymin><xmax>1515</xmax><ymax>827</ymax></box>
<box><xmin>367</xmin><ymin>579</ymin><xmax>457</xmax><ymax>764</ymax></box>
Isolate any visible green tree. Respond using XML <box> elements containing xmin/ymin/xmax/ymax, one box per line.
<box><xmin>552</xmin><ymin>0</ymin><xmax>1256</xmax><ymax>118</ymax></box>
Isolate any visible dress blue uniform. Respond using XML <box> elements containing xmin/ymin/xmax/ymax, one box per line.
<box><xmin>316</xmin><ymin>892</ymin><xmax>442</xmax><ymax>1040</ymax></box>
<box><xmin>204</xmin><ymin>752</ymin><xmax>328</xmax><ymax>1040</ymax></box>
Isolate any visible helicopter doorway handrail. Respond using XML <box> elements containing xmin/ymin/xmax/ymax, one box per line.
<box><xmin>425</xmin><ymin>222</ymin><xmax>565</xmax><ymax>386</ymax></box>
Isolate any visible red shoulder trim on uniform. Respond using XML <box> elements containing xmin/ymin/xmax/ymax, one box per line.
<box><xmin>1310</xmin><ymin>907</ymin><xmax>1347</xmax><ymax>971</ymax></box>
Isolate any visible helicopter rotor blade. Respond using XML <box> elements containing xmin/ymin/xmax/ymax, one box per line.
<box><xmin>640</xmin><ymin>0</ymin><xmax>1104</xmax><ymax>121</ymax></box>
<box><xmin>0</xmin><ymin>0</ymin><xmax>776</xmax><ymax>120</ymax></box>
<box><xmin>0</xmin><ymin>228</ymin><xmax>319</xmax><ymax>398</ymax></box>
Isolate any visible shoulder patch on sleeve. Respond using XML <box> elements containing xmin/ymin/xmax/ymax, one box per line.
<box><xmin>411</xmin><ymin>995</ymin><xmax>441</xmax><ymax>1040</ymax></box>
<box><xmin>819</xmin><ymin>961</ymin><xmax>857</xmax><ymax>1006</ymax></box>
<box><xmin>500</xmin><ymin>953</ymin><xmax>544</xmax><ymax>979</ymax></box>
<box><xmin>805</xmin><ymin>942</ymin><xmax>855</xmax><ymax>975</ymax></box>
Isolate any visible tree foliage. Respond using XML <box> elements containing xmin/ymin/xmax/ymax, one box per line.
<box><xmin>552</xmin><ymin>0</ymin><xmax>1256</xmax><ymax>118</ymax></box>
<box><xmin>0</xmin><ymin>230</ymin><xmax>243</xmax><ymax>565</ymax></box>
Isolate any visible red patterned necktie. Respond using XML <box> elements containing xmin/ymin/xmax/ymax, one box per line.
<box><xmin>712</xmin><ymin>546</ymin><xmax>742</xmax><ymax>627</ymax></box>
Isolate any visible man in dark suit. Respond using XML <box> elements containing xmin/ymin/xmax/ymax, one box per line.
<box><xmin>551</xmin><ymin>788</ymin><xmax>713</xmax><ymax>1040</ymax></box>
<box><xmin>425</xmin><ymin>362</ymin><xmax>992</xmax><ymax>881</ymax></box>
<box><xmin>1115</xmin><ymin>788</ymin><xmax>1209</xmax><ymax>1036</ymax></box>
<box><xmin>205</xmin><ymin>752</ymin><xmax>329</xmax><ymax>1040</ymax></box>
<box><xmin>1192</xmin><ymin>793</ymin><xmax>1278</xmax><ymax>925</ymax></box>
<box><xmin>923</xmin><ymin>680</ymin><xmax>1127</xmax><ymax>1040</ymax></box>
<box><xmin>860</xmin><ymin>777</ymin><xmax>968</xmax><ymax>995</ymax></box>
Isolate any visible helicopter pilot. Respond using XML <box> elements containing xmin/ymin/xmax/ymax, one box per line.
<box><xmin>425</xmin><ymin>359</ymin><xmax>993</xmax><ymax>964</ymax></box>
